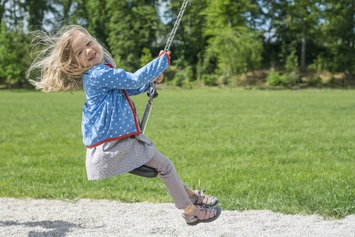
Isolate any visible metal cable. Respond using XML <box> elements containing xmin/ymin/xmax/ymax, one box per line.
<box><xmin>149</xmin><ymin>0</ymin><xmax>190</xmax><ymax>100</ymax></box>
<box><xmin>141</xmin><ymin>0</ymin><xmax>190</xmax><ymax>133</ymax></box>
<box><xmin>164</xmin><ymin>0</ymin><xmax>190</xmax><ymax>52</ymax></box>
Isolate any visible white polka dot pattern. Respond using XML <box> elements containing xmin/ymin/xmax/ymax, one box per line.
<box><xmin>81</xmin><ymin>55</ymin><xmax>169</xmax><ymax>147</ymax></box>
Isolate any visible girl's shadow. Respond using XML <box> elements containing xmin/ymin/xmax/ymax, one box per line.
<box><xmin>0</xmin><ymin>220</ymin><xmax>79</xmax><ymax>237</ymax></box>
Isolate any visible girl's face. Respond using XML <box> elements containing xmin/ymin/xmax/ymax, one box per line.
<box><xmin>71</xmin><ymin>31</ymin><xmax>103</xmax><ymax>68</ymax></box>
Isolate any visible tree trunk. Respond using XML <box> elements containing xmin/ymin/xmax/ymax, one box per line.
<box><xmin>300</xmin><ymin>21</ymin><xmax>307</xmax><ymax>75</ymax></box>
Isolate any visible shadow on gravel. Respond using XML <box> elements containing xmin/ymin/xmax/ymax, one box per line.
<box><xmin>0</xmin><ymin>220</ymin><xmax>78</xmax><ymax>237</ymax></box>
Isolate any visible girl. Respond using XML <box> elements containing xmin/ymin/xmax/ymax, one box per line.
<box><xmin>27</xmin><ymin>25</ymin><xmax>221</xmax><ymax>225</ymax></box>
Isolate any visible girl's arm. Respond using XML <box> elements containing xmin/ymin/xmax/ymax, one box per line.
<box><xmin>84</xmin><ymin>52</ymin><xmax>170</xmax><ymax>90</ymax></box>
<box><xmin>125</xmin><ymin>83</ymin><xmax>151</xmax><ymax>96</ymax></box>
<box><xmin>126</xmin><ymin>73</ymin><xmax>164</xmax><ymax>96</ymax></box>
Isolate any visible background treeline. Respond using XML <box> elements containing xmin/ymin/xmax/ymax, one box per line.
<box><xmin>1</xmin><ymin>0</ymin><xmax>354</xmax><ymax>89</ymax></box>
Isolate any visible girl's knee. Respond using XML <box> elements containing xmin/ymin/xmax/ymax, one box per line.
<box><xmin>146</xmin><ymin>151</ymin><xmax>176</xmax><ymax>175</ymax></box>
<box><xmin>160</xmin><ymin>158</ymin><xmax>175</xmax><ymax>176</ymax></box>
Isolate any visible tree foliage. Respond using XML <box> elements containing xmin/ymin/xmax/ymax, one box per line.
<box><xmin>0</xmin><ymin>23</ymin><xmax>30</xmax><ymax>87</ymax></box>
<box><xmin>1</xmin><ymin>0</ymin><xmax>355</xmax><ymax>88</ymax></box>
<box><xmin>203</xmin><ymin>0</ymin><xmax>262</xmax><ymax>85</ymax></box>
<box><xmin>321</xmin><ymin>0</ymin><xmax>355</xmax><ymax>79</ymax></box>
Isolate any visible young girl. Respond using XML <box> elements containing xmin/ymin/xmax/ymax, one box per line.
<box><xmin>27</xmin><ymin>25</ymin><xmax>221</xmax><ymax>225</ymax></box>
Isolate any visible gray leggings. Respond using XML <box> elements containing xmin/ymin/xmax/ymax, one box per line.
<box><xmin>144</xmin><ymin>150</ymin><xmax>192</xmax><ymax>209</ymax></box>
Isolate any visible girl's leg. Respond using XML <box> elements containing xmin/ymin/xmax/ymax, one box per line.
<box><xmin>144</xmin><ymin>149</ymin><xmax>192</xmax><ymax>210</ymax></box>
<box><xmin>144</xmin><ymin>149</ymin><xmax>222</xmax><ymax>225</ymax></box>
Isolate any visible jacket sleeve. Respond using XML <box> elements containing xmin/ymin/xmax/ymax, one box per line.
<box><xmin>85</xmin><ymin>53</ymin><xmax>169</xmax><ymax>90</ymax></box>
<box><xmin>125</xmin><ymin>82</ymin><xmax>151</xmax><ymax>96</ymax></box>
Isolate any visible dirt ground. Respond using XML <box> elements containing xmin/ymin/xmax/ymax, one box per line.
<box><xmin>1</xmin><ymin>198</ymin><xmax>354</xmax><ymax>237</ymax></box>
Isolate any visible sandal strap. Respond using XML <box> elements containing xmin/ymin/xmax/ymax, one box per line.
<box><xmin>183</xmin><ymin>205</ymin><xmax>222</xmax><ymax>225</ymax></box>
<box><xmin>194</xmin><ymin>205</ymin><xmax>217</xmax><ymax>220</ymax></box>
<box><xmin>193</xmin><ymin>189</ymin><xmax>218</xmax><ymax>206</ymax></box>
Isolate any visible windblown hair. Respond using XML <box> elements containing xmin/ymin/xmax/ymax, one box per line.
<box><xmin>27</xmin><ymin>25</ymin><xmax>115</xmax><ymax>92</ymax></box>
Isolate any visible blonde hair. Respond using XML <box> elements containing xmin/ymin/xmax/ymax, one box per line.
<box><xmin>27</xmin><ymin>25</ymin><xmax>115</xmax><ymax>92</ymax></box>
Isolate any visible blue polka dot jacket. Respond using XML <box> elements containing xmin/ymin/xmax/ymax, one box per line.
<box><xmin>81</xmin><ymin>53</ymin><xmax>170</xmax><ymax>148</ymax></box>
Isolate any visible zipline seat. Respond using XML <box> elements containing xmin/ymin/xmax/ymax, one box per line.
<box><xmin>129</xmin><ymin>165</ymin><xmax>158</xmax><ymax>178</ymax></box>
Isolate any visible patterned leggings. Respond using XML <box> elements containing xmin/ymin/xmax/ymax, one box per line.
<box><xmin>144</xmin><ymin>150</ymin><xmax>192</xmax><ymax>209</ymax></box>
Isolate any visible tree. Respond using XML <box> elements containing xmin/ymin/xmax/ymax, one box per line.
<box><xmin>0</xmin><ymin>0</ymin><xmax>9</xmax><ymax>25</ymax></box>
<box><xmin>105</xmin><ymin>0</ymin><xmax>162</xmax><ymax>70</ymax></box>
<box><xmin>25</xmin><ymin>0</ymin><xmax>48</xmax><ymax>30</ymax></box>
<box><xmin>256</xmin><ymin>0</ymin><xmax>323</xmax><ymax>74</ymax></box>
<box><xmin>202</xmin><ymin>0</ymin><xmax>263</xmax><ymax>85</ymax></box>
<box><xmin>74</xmin><ymin>0</ymin><xmax>110</xmax><ymax>48</ymax></box>
<box><xmin>160</xmin><ymin>0</ymin><xmax>209</xmax><ymax>83</ymax></box>
<box><xmin>321</xmin><ymin>0</ymin><xmax>355</xmax><ymax>81</ymax></box>
<box><xmin>2</xmin><ymin>0</ymin><xmax>26</xmax><ymax>29</ymax></box>
<box><xmin>0</xmin><ymin>23</ymin><xmax>31</xmax><ymax>88</ymax></box>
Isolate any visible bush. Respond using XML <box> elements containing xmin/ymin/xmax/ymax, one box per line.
<box><xmin>266</xmin><ymin>72</ymin><xmax>293</xmax><ymax>87</ymax></box>
<box><xmin>172</xmin><ymin>66</ymin><xmax>193</xmax><ymax>88</ymax></box>
<box><xmin>0</xmin><ymin>24</ymin><xmax>31</xmax><ymax>88</ymax></box>
<box><xmin>201</xmin><ymin>74</ymin><xmax>218</xmax><ymax>86</ymax></box>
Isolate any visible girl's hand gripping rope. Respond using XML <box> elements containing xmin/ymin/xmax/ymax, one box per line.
<box><xmin>154</xmin><ymin>74</ymin><xmax>164</xmax><ymax>84</ymax></box>
<box><xmin>155</xmin><ymin>50</ymin><xmax>170</xmax><ymax>84</ymax></box>
<box><xmin>149</xmin><ymin>74</ymin><xmax>164</xmax><ymax>98</ymax></box>
<box><xmin>158</xmin><ymin>50</ymin><xmax>171</xmax><ymax>65</ymax></box>
<box><xmin>147</xmin><ymin>50</ymin><xmax>171</xmax><ymax>98</ymax></box>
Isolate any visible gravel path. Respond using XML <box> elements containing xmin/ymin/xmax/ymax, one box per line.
<box><xmin>1</xmin><ymin>198</ymin><xmax>354</xmax><ymax>237</ymax></box>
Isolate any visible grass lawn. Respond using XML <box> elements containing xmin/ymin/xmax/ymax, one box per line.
<box><xmin>0</xmin><ymin>88</ymin><xmax>354</xmax><ymax>218</ymax></box>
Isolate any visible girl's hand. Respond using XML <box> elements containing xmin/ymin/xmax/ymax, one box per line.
<box><xmin>158</xmin><ymin>50</ymin><xmax>171</xmax><ymax>60</ymax></box>
<box><xmin>154</xmin><ymin>74</ymin><xmax>164</xmax><ymax>84</ymax></box>
<box><xmin>158</xmin><ymin>49</ymin><xmax>171</xmax><ymax>66</ymax></box>
<box><xmin>164</xmin><ymin>50</ymin><xmax>171</xmax><ymax>58</ymax></box>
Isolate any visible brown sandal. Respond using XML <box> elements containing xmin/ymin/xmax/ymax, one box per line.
<box><xmin>183</xmin><ymin>205</ymin><xmax>221</xmax><ymax>226</ymax></box>
<box><xmin>190</xmin><ymin>189</ymin><xmax>218</xmax><ymax>207</ymax></box>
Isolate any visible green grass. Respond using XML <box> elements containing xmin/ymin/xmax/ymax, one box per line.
<box><xmin>0</xmin><ymin>88</ymin><xmax>354</xmax><ymax>218</ymax></box>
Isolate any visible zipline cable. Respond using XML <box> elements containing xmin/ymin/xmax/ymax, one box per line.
<box><xmin>164</xmin><ymin>0</ymin><xmax>190</xmax><ymax>52</ymax></box>
<box><xmin>140</xmin><ymin>0</ymin><xmax>190</xmax><ymax>133</ymax></box>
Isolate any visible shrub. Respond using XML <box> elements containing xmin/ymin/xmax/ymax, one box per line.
<box><xmin>201</xmin><ymin>74</ymin><xmax>218</xmax><ymax>86</ymax></box>
<box><xmin>266</xmin><ymin>72</ymin><xmax>293</xmax><ymax>87</ymax></box>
